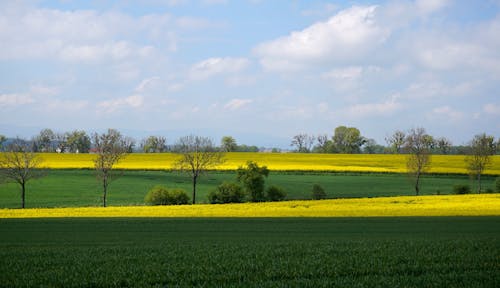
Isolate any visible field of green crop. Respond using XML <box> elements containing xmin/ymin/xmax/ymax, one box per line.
<box><xmin>0</xmin><ymin>217</ymin><xmax>498</xmax><ymax>287</ymax></box>
<box><xmin>0</xmin><ymin>170</ymin><xmax>496</xmax><ymax>208</ymax></box>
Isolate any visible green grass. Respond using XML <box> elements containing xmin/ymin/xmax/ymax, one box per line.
<box><xmin>0</xmin><ymin>217</ymin><xmax>498</xmax><ymax>287</ymax></box>
<box><xmin>0</xmin><ymin>170</ymin><xmax>496</xmax><ymax>208</ymax></box>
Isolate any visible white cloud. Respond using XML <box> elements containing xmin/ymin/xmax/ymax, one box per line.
<box><xmin>135</xmin><ymin>77</ymin><xmax>160</xmax><ymax>93</ymax></box>
<box><xmin>97</xmin><ymin>95</ymin><xmax>144</xmax><ymax>113</ymax></box>
<box><xmin>429</xmin><ymin>106</ymin><xmax>464</xmax><ymax>122</ymax></box>
<box><xmin>0</xmin><ymin>93</ymin><xmax>35</xmax><ymax>106</ymax></box>
<box><xmin>224</xmin><ymin>99</ymin><xmax>253</xmax><ymax>110</ymax></box>
<box><xmin>189</xmin><ymin>57</ymin><xmax>250</xmax><ymax>80</ymax></box>
<box><xmin>483</xmin><ymin>103</ymin><xmax>500</xmax><ymax>116</ymax></box>
<box><xmin>323</xmin><ymin>66</ymin><xmax>364</xmax><ymax>80</ymax></box>
<box><xmin>254</xmin><ymin>5</ymin><xmax>389</xmax><ymax>71</ymax></box>
<box><xmin>346</xmin><ymin>97</ymin><xmax>401</xmax><ymax>118</ymax></box>
<box><xmin>415</xmin><ymin>0</ymin><xmax>450</xmax><ymax>16</ymax></box>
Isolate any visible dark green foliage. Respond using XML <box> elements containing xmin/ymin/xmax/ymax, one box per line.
<box><xmin>144</xmin><ymin>186</ymin><xmax>189</xmax><ymax>205</ymax></box>
<box><xmin>496</xmin><ymin>177</ymin><xmax>500</xmax><ymax>193</ymax></box>
<box><xmin>266</xmin><ymin>185</ymin><xmax>286</xmax><ymax>201</ymax></box>
<box><xmin>312</xmin><ymin>184</ymin><xmax>327</xmax><ymax>200</ymax></box>
<box><xmin>208</xmin><ymin>181</ymin><xmax>245</xmax><ymax>204</ymax></box>
<box><xmin>452</xmin><ymin>184</ymin><xmax>471</xmax><ymax>194</ymax></box>
<box><xmin>236</xmin><ymin>161</ymin><xmax>269</xmax><ymax>202</ymax></box>
<box><xmin>0</xmin><ymin>217</ymin><xmax>498</xmax><ymax>287</ymax></box>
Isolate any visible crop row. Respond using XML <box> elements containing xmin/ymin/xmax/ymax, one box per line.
<box><xmin>1</xmin><ymin>194</ymin><xmax>499</xmax><ymax>218</ymax></box>
<box><xmin>24</xmin><ymin>152</ymin><xmax>500</xmax><ymax>174</ymax></box>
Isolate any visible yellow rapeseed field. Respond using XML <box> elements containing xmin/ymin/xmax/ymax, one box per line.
<box><xmin>26</xmin><ymin>152</ymin><xmax>500</xmax><ymax>174</ymax></box>
<box><xmin>1</xmin><ymin>194</ymin><xmax>499</xmax><ymax>218</ymax></box>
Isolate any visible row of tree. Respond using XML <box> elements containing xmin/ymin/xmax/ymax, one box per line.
<box><xmin>290</xmin><ymin>126</ymin><xmax>500</xmax><ymax>155</ymax></box>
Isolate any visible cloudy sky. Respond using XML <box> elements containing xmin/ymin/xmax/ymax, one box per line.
<box><xmin>1</xmin><ymin>0</ymin><xmax>499</xmax><ymax>148</ymax></box>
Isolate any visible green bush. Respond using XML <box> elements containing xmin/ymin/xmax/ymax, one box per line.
<box><xmin>452</xmin><ymin>184</ymin><xmax>471</xmax><ymax>195</ymax></box>
<box><xmin>312</xmin><ymin>184</ymin><xmax>327</xmax><ymax>200</ymax></box>
<box><xmin>144</xmin><ymin>186</ymin><xmax>189</xmax><ymax>205</ymax></box>
<box><xmin>266</xmin><ymin>186</ymin><xmax>286</xmax><ymax>202</ymax></box>
<box><xmin>208</xmin><ymin>182</ymin><xmax>245</xmax><ymax>204</ymax></box>
<box><xmin>495</xmin><ymin>177</ymin><xmax>500</xmax><ymax>193</ymax></box>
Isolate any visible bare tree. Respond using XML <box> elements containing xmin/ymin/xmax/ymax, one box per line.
<box><xmin>465</xmin><ymin>134</ymin><xmax>496</xmax><ymax>193</ymax></box>
<box><xmin>0</xmin><ymin>139</ymin><xmax>45</xmax><ymax>208</ymax></box>
<box><xmin>93</xmin><ymin>129</ymin><xmax>129</xmax><ymax>207</ymax></box>
<box><xmin>291</xmin><ymin>134</ymin><xmax>315</xmax><ymax>153</ymax></box>
<box><xmin>385</xmin><ymin>130</ymin><xmax>406</xmax><ymax>154</ymax></box>
<box><xmin>436</xmin><ymin>137</ymin><xmax>452</xmax><ymax>155</ymax></box>
<box><xmin>315</xmin><ymin>134</ymin><xmax>331</xmax><ymax>153</ymax></box>
<box><xmin>404</xmin><ymin>128</ymin><xmax>433</xmax><ymax>195</ymax></box>
<box><xmin>174</xmin><ymin>135</ymin><xmax>225</xmax><ymax>204</ymax></box>
<box><xmin>141</xmin><ymin>136</ymin><xmax>167</xmax><ymax>153</ymax></box>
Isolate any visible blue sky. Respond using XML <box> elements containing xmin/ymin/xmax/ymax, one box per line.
<box><xmin>1</xmin><ymin>0</ymin><xmax>499</xmax><ymax>148</ymax></box>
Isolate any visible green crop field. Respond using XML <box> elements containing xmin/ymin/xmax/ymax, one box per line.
<box><xmin>0</xmin><ymin>217</ymin><xmax>498</xmax><ymax>287</ymax></box>
<box><xmin>0</xmin><ymin>170</ymin><xmax>496</xmax><ymax>208</ymax></box>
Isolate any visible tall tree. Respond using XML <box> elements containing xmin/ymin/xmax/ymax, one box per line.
<box><xmin>465</xmin><ymin>134</ymin><xmax>496</xmax><ymax>193</ymax></box>
<box><xmin>291</xmin><ymin>134</ymin><xmax>315</xmax><ymax>153</ymax></box>
<box><xmin>0</xmin><ymin>139</ymin><xmax>45</xmax><ymax>208</ymax></box>
<box><xmin>141</xmin><ymin>136</ymin><xmax>167</xmax><ymax>153</ymax></box>
<box><xmin>174</xmin><ymin>135</ymin><xmax>225</xmax><ymax>204</ymax></box>
<box><xmin>404</xmin><ymin>128</ymin><xmax>433</xmax><ymax>195</ymax></box>
<box><xmin>385</xmin><ymin>130</ymin><xmax>406</xmax><ymax>154</ymax></box>
<box><xmin>65</xmin><ymin>130</ymin><xmax>91</xmax><ymax>153</ymax></box>
<box><xmin>435</xmin><ymin>137</ymin><xmax>452</xmax><ymax>155</ymax></box>
<box><xmin>93</xmin><ymin>129</ymin><xmax>129</xmax><ymax>207</ymax></box>
<box><xmin>221</xmin><ymin>136</ymin><xmax>237</xmax><ymax>152</ymax></box>
<box><xmin>314</xmin><ymin>134</ymin><xmax>332</xmax><ymax>153</ymax></box>
<box><xmin>33</xmin><ymin>128</ymin><xmax>56</xmax><ymax>152</ymax></box>
<box><xmin>332</xmin><ymin>126</ymin><xmax>366</xmax><ymax>153</ymax></box>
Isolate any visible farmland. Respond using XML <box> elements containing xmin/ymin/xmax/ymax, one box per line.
<box><xmin>0</xmin><ymin>217</ymin><xmax>499</xmax><ymax>287</ymax></box>
<box><xmin>0</xmin><ymin>170</ymin><xmax>498</xmax><ymax>208</ymax></box>
<box><xmin>26</xmin><ymin>152</ymin><xmax>500</xmax><ymax>174</ymax></box>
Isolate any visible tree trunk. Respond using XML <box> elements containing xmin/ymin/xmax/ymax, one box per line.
<box><xmin>477</xmin><ymin>173</ymin><xmax>481</xmax><ymax>194</ymax></box>
<box><xmin>192</xmin><ymin>174</ymin><xmax>197</xmax><ymax>204</ymax></box>
<box><xmin>21</xmin><ymin>181</ymin><xmax>26</xmax><ymax>209</ymax></box>
<box><xmin>103</xmin><ymin>175</ymin><xmax>108</xmax><ymax>208</ymax></box>
<box><xmin>415</xmin><ymin>171</ymin><xmax>420</xmax><ymax>196</ymax></box>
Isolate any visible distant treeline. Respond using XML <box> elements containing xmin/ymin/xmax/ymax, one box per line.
<box><xmin>0</xmin><ymin>126</ymin><xmax>498</xmax><ymax>155</ymax></box>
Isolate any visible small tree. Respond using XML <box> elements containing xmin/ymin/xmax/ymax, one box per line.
<box><xmin>174</xmin><ymin>135</ymin><xmax>225</xmax><ymax>204</ymax></box>
<box><xmin>208</xmin><ymin>182</ymin><xmax>245</xmax><ymax>204</ymax></box>
<box><xmin>385</xmin><ymin>130</ymin><xmax>406</xmax><ymax>154</ymax></box>
<box><xmin>221</xmin><ymin>136</ymin><xmax>238</xmax><ymax>152</ymax></box>
<box><xmin>65</xmin><ymin>130</ymin><xmax>91</xmax><ymax>153</ymax></box>
<box><xmin>236</xmin><ymin>161</ymin><xmax>269</xmax><ymax>202</ymax></box>
<box><xmin>0</xmin><ymin>135</ymin><xmax>6</xmax><ymax>151</ymax></box>
<box><xmin>141</xmin><ymin>136</ymin><xmax>167</xmax><ymax>153</ymax></box>
<box><xmin>404</xmin><ymin>128</ymin><xmax>432</xmax><ymax>195</ymax></box>
<box><xmin>465</xmin><ymin>134</ymin><xmax>496</xmax><ymax>193</ymax></box>
<box><xmin>266</xmin><ymin>185</ymin><xmax>286</xmax><ymax>201</ymax></box>
<box><xmin>0</xmin><ymin>139</ymin><xmax>45</xmax><ymax>208</ymax></box>
<box><xmin>93</xmin><ymin>129</ymin><xmax>129</xmax><ymax>207</ymax></box>
<box><xmin>291</xmin><ymin>134</ymin><xmax>315</xmax><ymax>153</ymax></box>
<box><xmin>312</xmin><ymin>184</ymin><xmax>327</xmax><ymax>200</ymax></box>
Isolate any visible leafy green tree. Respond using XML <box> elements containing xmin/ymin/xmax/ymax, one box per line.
<box><xmin>311</xmin><ymin>184</ymin><xmax>327</xmax><ymax>200</ymax></box>
<box><xmin>266</xmin><ymin>185</ymin><xmax>286</xmax><ymax>201</ymax></box>
<box><xmin>236</xmin><ymin>161</ymin><xmax>269</xmax><ymax>202</ymax></box>
<box><xmin>404</xmin><ymin>128</ymin><xmax>433</xmax><ymax>195</ymax></box>
<box><xmin>385</xmin><ymin>130</ymin><xmax>406</xmax><ymax>154</ymax></box>
<box><xmin>435</xmin><ymin>137</ymin><xmax>452</xmax><ymax>154</ymax></box>
<box><xmin>65</xmin><ymin>130</ymin><xmax>91</xmax><ymax>153</ymax></box>
<box><xmin>141</xmin><ymin>136</ymin><xmax>167</xmax><ymax>153</ymax></box>
<box><xmin>221</xmin><ymin>136</ymin><xmax>237</xmax><ymax>152</ymax></box>
<box><xmin>0</xmin><ymin>139</ymin><xmax>45</xmax><ymax>208</ymax></box>
<box><xmin>465</xmin><ymin>134</ymin><xmax>496</xmax><ymax>193</ymax></box>
<box><xmin>174</xmin><ymin>135</ymin><xmax>225</xmax><ymax>204</ymax></box>
<box><xmin>314</xmin><ymin>134</ymin><xmax>333</xmax><ymax>153</ymax></box>
<box><xmin>208</xmin><ymin>182</ymin><xmax>245</xmax><ymax>204</ymax></box>
<box><xmin>144</xmin><ymin>186</ymin><xmax>189</xmax><ymax>205</ymax></box>
<box><xmin>93</xmin><ymin>129</ymin><xmax>129</xmax><ymax>207</ymax></box>
<box><xmin>332</xmin><ymin>126</ymin><xmax>366</xmax><ymax>153</ymax></box>
<box><xmin>33</xmin><ymin>128</ymin><xmax>56</xmax><ymax>152</ymax></box>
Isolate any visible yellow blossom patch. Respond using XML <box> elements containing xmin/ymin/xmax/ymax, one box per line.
<box><xmin>1</xmin><ymin>194</ymin><xmax>499</xmax><ymax>218</ymax></box>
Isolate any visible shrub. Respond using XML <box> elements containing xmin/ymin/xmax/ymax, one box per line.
<box><xmin>266</xmin><ymin>185</ymin><xmax>286</xmax><ymax>202</ymax></box>
<box><xmin>208</xmin><ymin>182</ymin><xmax>245</xmax><ymax>204</ymax></box>
<box><xmin>453</xmin><ymin>184</ymin><xmax>471</xmax><ymax>195</ymax></box>
<box><xmin>312</xmin><ymin>184</ymin><xmax>327</xmax><ymax>200</ymax></box>
<box><xmin>144</xmin><ymin>186</ymin><xmax>189</xmax><ymax>205</ymax></box>
<box><xmin>496</xmin><ymin>177</ymin><xmax>500</xmax><ymax>193</ymax></box>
